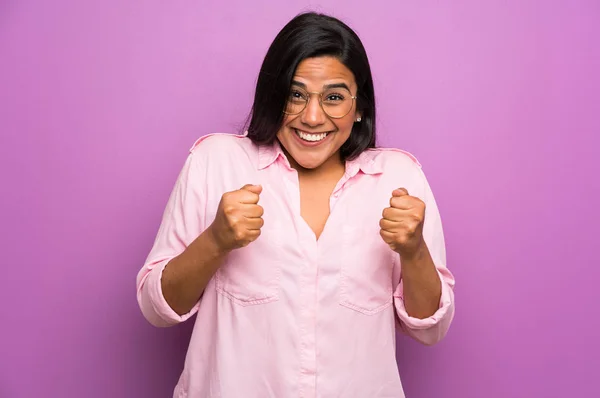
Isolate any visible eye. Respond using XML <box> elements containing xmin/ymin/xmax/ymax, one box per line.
<box><xmin>324</xmin><ymin>92</ymin><xmax>345</xmax><ymax>102</ymax></box>
<box><xmin>289</xmin><ymin>89</ymin><xmax>307</xmax><ymax>101</ymax></box>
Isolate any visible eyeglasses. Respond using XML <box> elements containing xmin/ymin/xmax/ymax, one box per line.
<box><xmin>283</xmin><ymin>86</ymin><xmax>357</xmax><ymax>119</ymax></box>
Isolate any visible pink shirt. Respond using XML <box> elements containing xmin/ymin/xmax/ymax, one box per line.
<box><xmin>136</xmin><ymin>132</ymin><xmax>455</xmax><ymax>398</ymax></box>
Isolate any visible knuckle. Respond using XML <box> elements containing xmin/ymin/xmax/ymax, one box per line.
<box><xmin>229</xmin><ymin>216</ymin><xmax>240</xmax><ymax>228</ymax></box>
<box><xmin>246</xmin><ymin>231</ymin><xmax>259</xmax><ymax>245</ymax></box>
<box><xmin>380</xmin><ymin>230</ymin><xmax>391</xmax><ymax>241</ymax></box>
<box><xmin>233</xmin><ymin>229</ymin><xmax>245</xmax><ymax>242</ymax></box>
<box><xmin>396</xmin><ymin>234</ymin><xmax>408</xmax><ymax>245</ymax></box>
<box><xmin>403</xmin><ymin>221</ymin><xmax>416</xmax><ymax>233</ymax></box>
<box><xmin>222</xmin><ymin>192</ymin><xmax>234</xmax><ymax>202</ymax></box>
<box><xmin>223</xmin><ymin>205</ymin><xmax>236</xmax><ymax>216</ymax></box>
<box><xmin>382</xmin><ymin>208</ymin><xmax>390</xmax><ymax>219</ymax></box>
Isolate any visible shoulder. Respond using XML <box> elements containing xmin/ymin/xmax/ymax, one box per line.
<box><xmin>365</xmin><ymin>146</ymin><xmax>423</xmax><ymax>173</ymax></box>
<box><xmin>364</xmin><ymin>147</ymin><xmax>435</xmax><ymax>199</ymax></box>
<box><xmin>187</xmin><ymin>132</ymin><xmax>257</xmax><ymax>165</ymax></box>
<box><xmin>189</xmin><ymin>132</ymin><xmax>253</xmax><ymax>154</ymax></box>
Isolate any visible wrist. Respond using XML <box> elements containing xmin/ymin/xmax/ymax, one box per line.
<box><xmin>202</xmin><ymin>225</ymin><xmax>232</xmax><ymax>258</ymax></box>
<box><xmin>398</xmin><ymin>239</ymin><xmax>427</xmax><ymax>263</ymax></box>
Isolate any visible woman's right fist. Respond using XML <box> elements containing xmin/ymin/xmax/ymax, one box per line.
<box><xmin>208</xmin><ymin>184</ymin><xmax>264</xmax><ymax>253</ymax></box>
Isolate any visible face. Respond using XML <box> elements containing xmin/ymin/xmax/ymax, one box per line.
<box><xmin>276</xmin><ymin>56</ymin><xmax>361</xmax><ymax>172</ymax></box>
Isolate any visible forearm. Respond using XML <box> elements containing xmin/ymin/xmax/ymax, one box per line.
<box><xmin>400</xmin><ymin>243</ymin><xmax>442</xmax><ymax>319</ymax></box>
<box><xmin>162</xmin><ymin>225</ymin><xmax>228</xmax><ymax>315</ymax></box>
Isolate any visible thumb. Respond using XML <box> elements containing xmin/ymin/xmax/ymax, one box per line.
<box><xmin>241</xmin><ymin>184</ymin><xmax>263</xmax><ymax>195</ymax></box>
<box><xmin>392</xmin><ymin>187</ymin><xmax>409</xmax><ymax>197</ymax></box>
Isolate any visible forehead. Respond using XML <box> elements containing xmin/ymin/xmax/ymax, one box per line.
<box><xmin>292</xmin><ymin>56</ymin><xmax>356</xmax><ymax>88</ymax></box>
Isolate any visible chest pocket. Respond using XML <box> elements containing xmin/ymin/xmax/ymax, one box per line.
<box><xmin>215</xmin><ymin>221</ymin><xmax>284</xmax><ymax>305</ymax></box>
<box><xmin>213</xmin><ymin>180</ymin><xmax>286</xmax><ymax>306</ymax></box>
<box><xmin>339</xmin><ymin>221</ymin><xmax>396</xmax><ymax>315</ymax></box>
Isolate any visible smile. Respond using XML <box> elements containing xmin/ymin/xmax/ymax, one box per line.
<box><xmin>294</xmin><ymin>129</ymin><xmax>330</xmax><ymax>142</ymax></box>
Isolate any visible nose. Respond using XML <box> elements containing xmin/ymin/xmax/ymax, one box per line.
<box><xmin>301</xmin><ymin>95</ymin><xmax>327</xmax><ymax>127</ymax></box>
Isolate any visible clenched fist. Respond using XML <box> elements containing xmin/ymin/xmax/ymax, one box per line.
<box><xmin>208</xmin><ymin>184</ymin><xmax>264</xmax><ymax>252</ymax></box>
<box><xmin>379</xmin><ymin>188</ymin><xmax>426</xmax><ymax>258</ymax></box>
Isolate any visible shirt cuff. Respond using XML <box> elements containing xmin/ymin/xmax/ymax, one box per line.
<box><xmin>137</xmin><ymin>258</ymin><xmax>200</xmax><ymax>327</ymax></box>
<box><xmin>393</xmin><ymin>270</ymin><xmax>454</xmax><ymax>331</ymax></box>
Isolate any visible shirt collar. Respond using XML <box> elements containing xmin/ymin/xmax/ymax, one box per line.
<box><xmin>344</xmin><ymin>150</ymin><xmax>383</xmax><ymax>177</ymax></box>
<box><xmin>256</xmin><ymin>138</ymin><xmax>384</xmax><ymax>176</ymax></box>
<box><xmin>257</xmin><ymin>139</ymin><xmax>288</xmax><ymax>170</ymax></box>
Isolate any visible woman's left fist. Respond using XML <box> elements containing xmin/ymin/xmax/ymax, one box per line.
<box><xmin>379</xmin><ymin>188</ymin><xmax>426</xmax><ymax>257</ymax></box>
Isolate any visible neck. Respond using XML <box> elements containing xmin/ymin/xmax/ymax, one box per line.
<box><xmin>285</xmin><ymin>150</ymin><xmax>345</xmax><ymax>180</ymax></box>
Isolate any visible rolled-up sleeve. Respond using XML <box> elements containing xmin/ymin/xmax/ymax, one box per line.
<box><xmin>394</xmin><ymin>168</ymin><xmax>456</xmax><ymax>345</ymax></box>
<box><xmin>136</xmin><ymin>152</ymin><xmax>207</xmax><ymax>327</ymax></box>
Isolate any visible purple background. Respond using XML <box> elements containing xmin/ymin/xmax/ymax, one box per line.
<box><xmin>1</xmin><ymin>1</ymin><xmax>599</xmax><ymax>397</ymax></box>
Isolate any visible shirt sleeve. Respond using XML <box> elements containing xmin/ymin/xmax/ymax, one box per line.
<box><xmin>393</xmin><ymin>167</ymin><xmax>456</xmax><ymax>345</ymax></box>
<box><xmin>135</xmin><ymin>152</ymin><xmax>207</xmax><ymax>327</ymax></box>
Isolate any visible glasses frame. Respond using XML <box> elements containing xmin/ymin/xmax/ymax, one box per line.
<box><xmin>283</xmin><ymin>88</ymin><xmax>358</xmax><ymax>119</ymax></box>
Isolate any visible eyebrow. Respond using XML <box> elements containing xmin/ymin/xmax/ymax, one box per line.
<box><xmin>291</xmin><ymin>80</ymin><xmax>351</xmax><ymax>91</ymax></box>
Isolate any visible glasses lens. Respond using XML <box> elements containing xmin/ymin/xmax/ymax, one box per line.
<box><xmin>321</xmin><ymin>88</ymin><xmax>353</xmax><ymax>118</ymax></box>
<box><xmin>285</xmin><ymin>88</ymin><xmax>308</xmax><ymax>115</ymax></box>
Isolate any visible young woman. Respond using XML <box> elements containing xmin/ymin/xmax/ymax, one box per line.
<box><xmin>136</xmin><ymin>12</ymin><xmax>455</xmax><ymax>398</ymax></box>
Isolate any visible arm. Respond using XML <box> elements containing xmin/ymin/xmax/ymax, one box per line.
<box><xmin>136</xmin><ymin>151</ymin><xmax>264</xmax><ymax>326</ymax></box>
<box><xmin>393</xmin><ymin>170</ymin><xmax>455</xmax><ymax>345</ymax></box>
<box><xmin>381</xmin><ymin>168</ymin><xmax>455</xmax><ymax>345</ymax></box>
<box><xmin>398</xmin><ymin>242</ymin><xmax>442</xmax><ymax>320</ymax></box>
<box><xmin>160</xmin><ymin>227</ymin><xmax>227</xmax><ymax>316</ymax></box>
<box><xmin>162</xmin><ymin>181</ymin><xmax>264</xmax><ymax>315</ymax></box>
<box><xmin>136</xmin><ymin>153</ymin><xmax>209</xmax><ymax>327</ymax></box>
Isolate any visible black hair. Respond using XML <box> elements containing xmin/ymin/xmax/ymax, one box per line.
<box><xmin>245</xmin><ymin>12</ymin><xmax>376</xmax><ymax>161</ymax></box>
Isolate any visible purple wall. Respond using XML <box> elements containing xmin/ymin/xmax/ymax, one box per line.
<box><xmin>1</xmin><ymin>1</ymin><xmax>598</xmax><ymax>397</ymax></box>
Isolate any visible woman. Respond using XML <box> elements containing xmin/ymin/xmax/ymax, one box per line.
<box><xmin>136</xmin><ymin>12</ymin><xmax>455</xmax><ymax>398</ymax></box>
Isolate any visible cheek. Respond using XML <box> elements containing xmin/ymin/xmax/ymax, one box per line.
<box><xmin>334</xmin><ymin>116</ymin><xmax>356</xmax><ymax>138</ymax></box>
<box><xmin>277</xmin><ymin>116</ymin><xmax>294</xmax><ymax>139</ymax></box>
<box><xmin>282</xmin><ymin>114</ymin><xmax>296</xmax><ymax>127</ymax></box>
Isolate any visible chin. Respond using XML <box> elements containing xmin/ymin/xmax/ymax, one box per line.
<box><xmin>294</xmin><ymin>157</ymin><xmax>326</xmax><ymax>170</ymax></box>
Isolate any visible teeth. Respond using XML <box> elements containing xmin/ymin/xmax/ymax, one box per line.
<box><xmin>296</xmin><ymin>130</ymin><xmax>328</xmax><ymax>142</ymax></box>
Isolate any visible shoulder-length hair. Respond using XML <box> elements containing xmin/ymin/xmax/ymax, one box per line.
<box><xmin>245</xmin><ymin>12</ymin><xmax>376</xmax><ymax>161</ymax></box>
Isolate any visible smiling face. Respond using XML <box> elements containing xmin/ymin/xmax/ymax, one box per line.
<box><xmin>276</xmin><ymin>56</ymin><xmax>361</xmax><ymax>172</ymax></box>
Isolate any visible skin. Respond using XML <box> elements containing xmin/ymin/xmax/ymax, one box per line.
<box><xmin>380</xmin><ymin>188</ymin><xmax>442</xmax><ymax>319</ymax></box>
<box><xmin>275</xmin><ymin>56</ymin><xmax>360</xmax><ymax>172</ymax></box>
<box><xmin>161</xmin><ymin>56</ymin><xmax>441</xmax><ymax>319</ymax></box>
